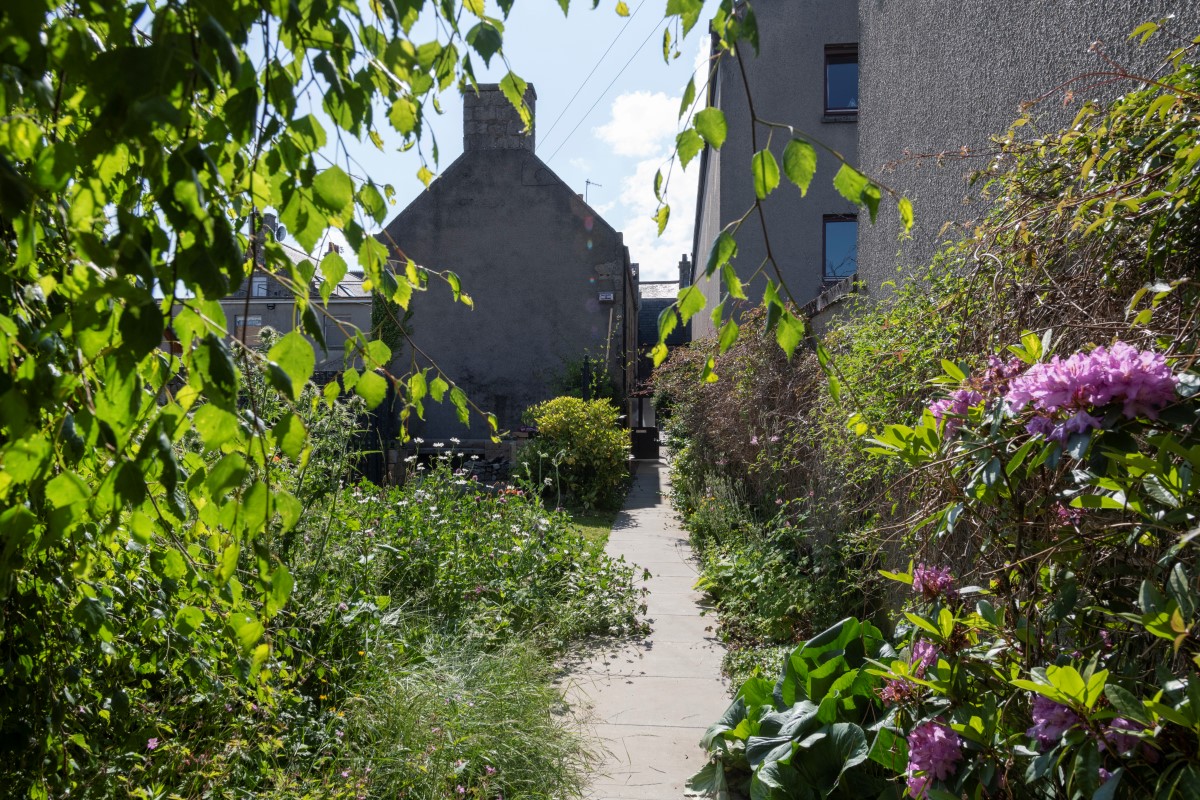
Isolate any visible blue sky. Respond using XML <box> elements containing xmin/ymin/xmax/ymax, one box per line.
<box><xmin>325</xmin><ymin>0</ymin><xmax>715</xmax><ymax>282</ymax></box>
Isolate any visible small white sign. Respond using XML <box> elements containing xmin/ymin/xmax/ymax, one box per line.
<box><xmin>598</xmin><ymin>291</ymin><xmax>614</xmax><ymax>303</ymax></box>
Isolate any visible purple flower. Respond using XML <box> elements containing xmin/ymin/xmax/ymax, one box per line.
<box><xmin>1099</xmin><ymin>717</ymin><xmax>1142</xmax><ymax>755</ymax></box>
<box><xmin>928</xmin><ymin>389</ymin><xmax>983</xmax><ymax>437</ymax></box>
<box><xmin>906</xmin><ymin>721</ymin><xmax>963</xmax><ymax>798</ymax></box>
<box><xmin>878</xmin><ymin>679</ymin><xmax>914</xmax><ymax>705</ymax></box>
<box><xmin>485</xmin><ymin>765</ymin><xmax>497</xmax><ymax>775</ymax></box>
<box><xmin>911</xmin><ymin>640</ymin><xmax>938</xmax><ymax>677</ymax></box>
<box><xmin>1027</xmin><ymin>695</ymin><xmax>1081</xmax><ymax>749</ymax></box>
<box><xmin>146</xmin><ymin>738</ymin><xmax>160</xmax><ymax>751</ymax></box>
<box><xmin>1006</xmin><ymin>342</ymin><xmax>1176</xmax><ymax>420</ymax></box>
<box><xmin>912</xmin><ymin>564</ymin><xmax>955</xmax><ymax>599</ymax></box>
<box><xmin>750</xmin><ymin>435</ymin><xmax>759</xmax><ymax>445</ymax></box>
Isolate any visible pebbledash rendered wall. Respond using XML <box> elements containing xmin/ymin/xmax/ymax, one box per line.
<box><xmin>855</xmin><ymin>0</ymin><xmax>1200</xmax><ymax>297</ymax></box>
<box><xmin>378</xmin><ymin>84</ymin><xmax>637</xmax><ymax>440</ymax></box>
<box><xmin>690</xmin><ymin>0</ymin><xmax>859</xmax><ymax>339</ymax></box>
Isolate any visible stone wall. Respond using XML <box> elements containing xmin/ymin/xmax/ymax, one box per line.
<box><xmin>463</xmin><ymin>84</ymin><xmax>536</xmax><ymax>152</ymax></box>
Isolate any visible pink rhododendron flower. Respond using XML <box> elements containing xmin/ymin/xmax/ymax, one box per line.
<box><xmin>928</xmin><ymin>389</ymin><xmax>983</xmax><ymax>437</ymax></box>
<box><xmin>879</xmin><ymin>678</ymin><xmax>915</xmax><ymax>705</ymax></box>
<box><xmin>912</xmin><ymin>564</ymin><xmax>955</xmax><ymax>599</ymax></box>
<box><xmin>1006</xmin><ymin>342</ymin><xmax>1176</xmax><ymax>419</ymax></box>
<box><xmin>906</xmin><ymin>721</ymin><xmax>963</xmax><ymax>798</ymax></box>
<box><xmin>1027</xmin><ymin>695</ymin><xmax>1081</xmax><ymax>749</ymax></box>
<box><xmin>911</xmin><ymin>640</ymin><xmax>938</xmax><ymax>677</ymax></box>
<box><xmin>1099</xmin><ymin>717</ymin><xmax>1143</xmax><ymax>756</ymax></box>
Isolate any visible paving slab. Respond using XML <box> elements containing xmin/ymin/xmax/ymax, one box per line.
<box><xmin>563</xmin><ymin>459</ymin><xmax>728</xmax><ymax>799</ymax></box>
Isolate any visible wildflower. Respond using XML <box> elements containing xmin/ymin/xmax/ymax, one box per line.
<box><xmin>414</xmin><ymin>437</ymin><xmax>424</xmax><ymax>444</ymax></box>
<box><xmin>769</xmin><ymin>435</ymin><xmax>780</xmax><ymax>442</ymax></box>
<box><xmin>1053</xmin><ymin>503</ymin><xmax>1084</xmax><ymax>525</ymax></box>
<box><xmin>485</xmin><ymin>766</ymin><xmax>497</xmax><ymax>775</ymax></box>
<box><xmin>146</xmin><ymin>738</ymin><xmax>160</xmax><ymax>751</ymax></box>
<box><xmin>338</xmin><ymin>602</ymin><xmax>349</xmax><ymax>612</ymax></box>
<box><xmin>342</xmin><ymin>771</ymin><xmax>350</xmax><ymax>778</ymax></box>
<box><xmin>1027</xmin><ymin>695</ymin><xmax>1081</xmax><ymax>749</ymax></box>
<box><xmin>335</xmin><ymin>729</ymin><xmax>344</xmax><ymax>738</ymax></box>
<box><xmin>906</xmin><ymin>721</ymin><xmax>963</xmax><ymax>798</ymax></box>
<box><xmin>912</xmin><ymin>564</ymin><xmax>955</xmax><ymax>599</ymax></box>
<box><xmin>750</xmin><ymin>435</ymin><xmax>759</xmax><ymax>445</ymax></box>
<box><xmin>450</xmin><ymin>437</ymin><xmax>461</xmax><ymax>444</ymax></box>
<box><xmin>456</xmin><ymin>786</ymin><xmax>466</xmax><ymax>795</ymax></box>
<box><xmin>544</xmin><ymin>477</ymin><xmax>553</xmax><ymax>486</ymax></box>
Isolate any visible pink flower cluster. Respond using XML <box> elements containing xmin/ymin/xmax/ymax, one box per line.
<box><xmin>906</xmin><ymin>721</ymin><xmax>963</xmax><ymax>798</ymax></box>
<box><xmin>912</xmin><ymin>564</ymin><xmax>955</xmax><ymax>600</ymax></box>
<box><xmin>929</xmin><ymin>389</ymin><xmax>983</xmax><ymax>437</ymax></box>
<box><xmin>1026</xmin><ymin>695</ymin><xmax>1081</xmax><ymax>749</ymax></box>
<box><xmin>879</xmin><ymin>641</ymin><xmax>939</xmax><ymax>706</ymax></box>
<box><xmin>1005</xmin><ymin>342</ymin><xmax>1176</xmax><ymax>437</ymax></box>
<box><xmin>911</xmin><ymin>640</ymin><xmax>939</xmax><ymax>677</ymax></box>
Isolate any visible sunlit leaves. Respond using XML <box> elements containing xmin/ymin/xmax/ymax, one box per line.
<box><xmin>783</xmin><ymin>139</ymin><xmax>817</xmax><ymax>196</ymax></box>
<box><xmin>677</xmin><ymin>128</ymin><xmax>704</xmax><ymax>168</ymax></box>
<box><xmin>694</xmin><ymin>107</ymin><xmax>727</xmax><ymax>150</ymax></box>
<box><xmin>665</xmin><ymin>0</ymin><xmax>705</xmax><ymax>35</ymax></box>
<box><xmin>312</xmin><ymin>165</ymin><xmax>354</xmax><ymax>219</ymax></box>
<box><xmin>752</xmin><ymin>149</ymin><xmax>780</xmax><ymax>199</ymax></box>
<box><xmin>678</xmin><ymin>285</ymin><xmax>706</xmax><ymax>323</ymax></box>
<box><xmin>267</xmin><ymin>331</ymin><xmax>315</xmax><ymax>401</ymax></box>
<box><xmin>499</xmin><ymin>71</ymin><xmax>531</xmax><ymax>130</ymax></box>
<box><xmin>655</xmin><ymin>204</ymin><xmax>670</xmax><ymax>235</ymax></box>
<box><xmin>833</xmin><ymin>163</ymin><xmax>882</xmax><ymax>222</ymax></box>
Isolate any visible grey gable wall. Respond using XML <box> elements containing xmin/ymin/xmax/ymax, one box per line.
<box><xmin>378</xmin><ymin>134</ymin><xmax>632</xmax><ymax>439</ymax></box>
<box><xmin>857</xmin><ymin>0</ymin><xmax>1200</xmax><ymax>296</ymax></box>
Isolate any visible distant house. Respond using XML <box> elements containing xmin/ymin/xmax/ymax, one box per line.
<box><xmin>377</xmin><ymin>84</ymin><xmax>638</xmax><ymax>440</ymax></box>
<box><xmin>218</xmin><ymin>218</ymin><xmax>372</xmax><ymax>378</ymax></box>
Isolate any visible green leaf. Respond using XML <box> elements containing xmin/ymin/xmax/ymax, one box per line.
<box><xmin>676</xmin><ymin>128</ymin><xmax>704</xmax><ymax>169</ymax></box>
<box><xmin>776</xmin><ymin>310</ymin><xmax>805</xmax><ymax>360</ymax></box>
<box><xmin>268</xmin><ymin>330</ymin><xmax>315</xmax><ymax>402</ymax></box>
<box><xmin>679</xmin><ymin>77</ymin><xmax>696</xmax><ymax>119</ymax></box>
<box><xmin>450</xmin><ymin>386</ymin><xmax>470</xmax><ymax>425</ymax></box>
<box><xmin>752</xmin><ymin>149</ymin><xmax>780</xmax><ymax>199</ymax></box>
<box><xmin>677</xmin><ymin>285</ymin><xmax>706</xmax><ymax>323</ymax></box>
<box><xmin>694</xmin><ymin>108</ymin><xmax>727</xmax><ymax>150</ymax></box>
<box><xmin>718</xmin><ymin>319</ymin><xmax>739</xmax><ymax>354</ymax></box>
<box><xmin>312</xmin><ymin>165</ymin><xmax>354</xmax><ymax>216</ymax></box>
<box><xmin>832</xmin><ymin>164</ymin><xmax>881</xmax><ymax>222</ymax></box>
<box><xmin>233</xmin><ymin>615</ymin><xmax>264</xmax><ymax>655</ymax></box>
<box><xmin>498</xmin><ymin>71</ymin><xmax>531</xmax><ymax>130</ymax></box>
<box><xmin>655</xmin><ymin>204</ymin><xmax>670</xmax><ymax>236</ymax></box>
<box><xmin>174</xmin><ymin>606</ymin><xmax>204</xmax><ymax>635</ymax></box>
<box><xmin>268</xmin><ymin>566</ymin><xmax>293</xmax><ymax>614</ymax></box>
<box><xmin>320</xmin><ymin>249</ymin><xmax>348</xmax><ymax>304</ymax></box>
<box><xmin>356</xmin><ymin>370</ymin><xmax>388</xmax><ymax>409</ymax></box>
<box><xmin>783</xmin><ymin>139</ymin><xmax>817</xmax><ymax>196</ymax></box>
<box><xmin>272</xmin><ymin>412</ymin><xmax>306</xmax><ymax>460</ymax></box>
<box><xmin>706</xmin><ymin>231</ymin><xmax>738</xmax><ymax>277</ymax></box>
<box><xmin>45</xmin><ymin>472</ymin><xmax>89</xmax><ymax>507</ymax></box>
<box><xmin>466</xmin><ymin>21</ymin><xmax>502</xmax><ymax>66</ymax></box>
<box><xmin>898</xmin><ymin>196</ymin><xmax>914</xmax><ymax>233</ymax></box>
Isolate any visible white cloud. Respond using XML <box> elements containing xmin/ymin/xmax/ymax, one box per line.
<box><xmin>568</xmin><ymin>156</ymin><xmax>591</xmax><ymax>172</ymax></box>
<box><xmin>617</xmin><ymin>155</ymin><xmax>699</xmax><ymax>283</ymax></box>
<box><xmin>593</xmin><ymin>90</ymin><xmax>680</xmax><ymax>158</ymax></box>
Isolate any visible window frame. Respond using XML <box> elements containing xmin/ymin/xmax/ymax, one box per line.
<box><xmin>824</xmin><ymin>44</ymin><xmax>859</xmax><ymax>117</ymax></box>
<box><xmin>822</xmin><ymin>214</ymin><xmax>858</xmax><ymax>282</ymax></box>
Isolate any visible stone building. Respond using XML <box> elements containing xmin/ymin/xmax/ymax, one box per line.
<box><xmin>218</xmin><ymin>221</ymin><xmax>372</xmax><ymax>377</ymax></box>
<box><xmin>378</xmin><ymin>84</ymin><xmax>639</xmax><ymax>440</ymax></box>
<box><xmin>689</xmin><ymin>0</ymin><xmax>1200</xmax><ymax>335</ymax></box>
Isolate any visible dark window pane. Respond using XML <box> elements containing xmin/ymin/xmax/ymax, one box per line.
<box><xmin>826</xmin><ymin>55</ymin><xmax>858</xmax><ymax>113</ymax></box>
<box><xmin>824</xmin><ymin>219</ymin><xmax>857</xmax><ymax>279</ymax></box>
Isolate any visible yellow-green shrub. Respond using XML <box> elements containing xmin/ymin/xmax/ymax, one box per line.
<box><xmin>519</xmin><ymin>397</ymin><xmax>630</xmax><ymax>510</ymax></box>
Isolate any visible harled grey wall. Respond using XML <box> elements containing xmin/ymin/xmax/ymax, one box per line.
<box><xmin>857</xmin><ymin>1</ymin><xmax>1200</xmax><ymax>295</ymax></box>
<box><xmin>692</xmin><ymin>0</ymin><xmax>860</xmax><ymax>339</ymax></box>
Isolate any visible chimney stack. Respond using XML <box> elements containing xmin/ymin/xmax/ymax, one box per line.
<box><xmin>463</xmin><ymin>84</ymin><xmax>536</xmax><ymax>153</ymax></box>
<box><xmin>678</xmin><ymin>254</ymin><xmax>692</xmax><ymax>289</ymax></box>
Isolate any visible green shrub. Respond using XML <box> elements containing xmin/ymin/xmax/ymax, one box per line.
<box><xmin>518</xmin><ymin>396</ymin><xmax>630</xmax><ymax>510</ymax></box>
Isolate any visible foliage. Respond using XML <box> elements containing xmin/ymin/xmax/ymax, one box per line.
<box><xmin>687</xmin><ymin>37</ymin><xmax>1200</xmax><ymax>799</ymax></box>
<box><xmin>689</xmin><ymin>618</ymin><xmax>901</xmax><ymax>800</ymax></box>
<box><xmin>518</xmin><ymin>396</ymin><xmax>630</xmax><ymax>511</ymax></box>
<box><xmin>548</xmin><ymin>352</ymin><xmax>620</xmax><ymax>406</ymax></box>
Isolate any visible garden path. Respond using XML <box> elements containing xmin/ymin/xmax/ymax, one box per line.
<box><xmin>562</xmin><ymin>459</ymin><xmax>729</xmax><ymax>799</ymax></box>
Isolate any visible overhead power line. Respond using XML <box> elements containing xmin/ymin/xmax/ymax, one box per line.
<box><xmin>539</xmin><ymin>0</ymin><xmax>649</xmax><ymax>145</ymax></box>
<box><xmin>544</xmin><ymin>16</ymin><xmax>666</xmax><ymax>164</ymax></box>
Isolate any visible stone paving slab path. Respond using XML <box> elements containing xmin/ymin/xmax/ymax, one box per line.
<box><xmin>560</xmin><ymin>459</ymin><xmax>729</xmax><ymax>799</ymax></box>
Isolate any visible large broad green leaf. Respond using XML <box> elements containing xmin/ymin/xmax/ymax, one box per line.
<box><xmin>791</xmin><ymin>723</ymin><xmax>870</xmax><ymax>795</ymax></box>
<box><xmin>685</xmin><ymin>761</ymin><xmax>729</xmax><ymax>800</ymax></box>
<box><xmin>312</xmin><ymin>165</ymin><xmax>354</xmax><ymax>216</ymax></box>
<box><xmin>268</xmin><ymin>330</ymin><xmax>315</xmax><ymax>402</ymax></box>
